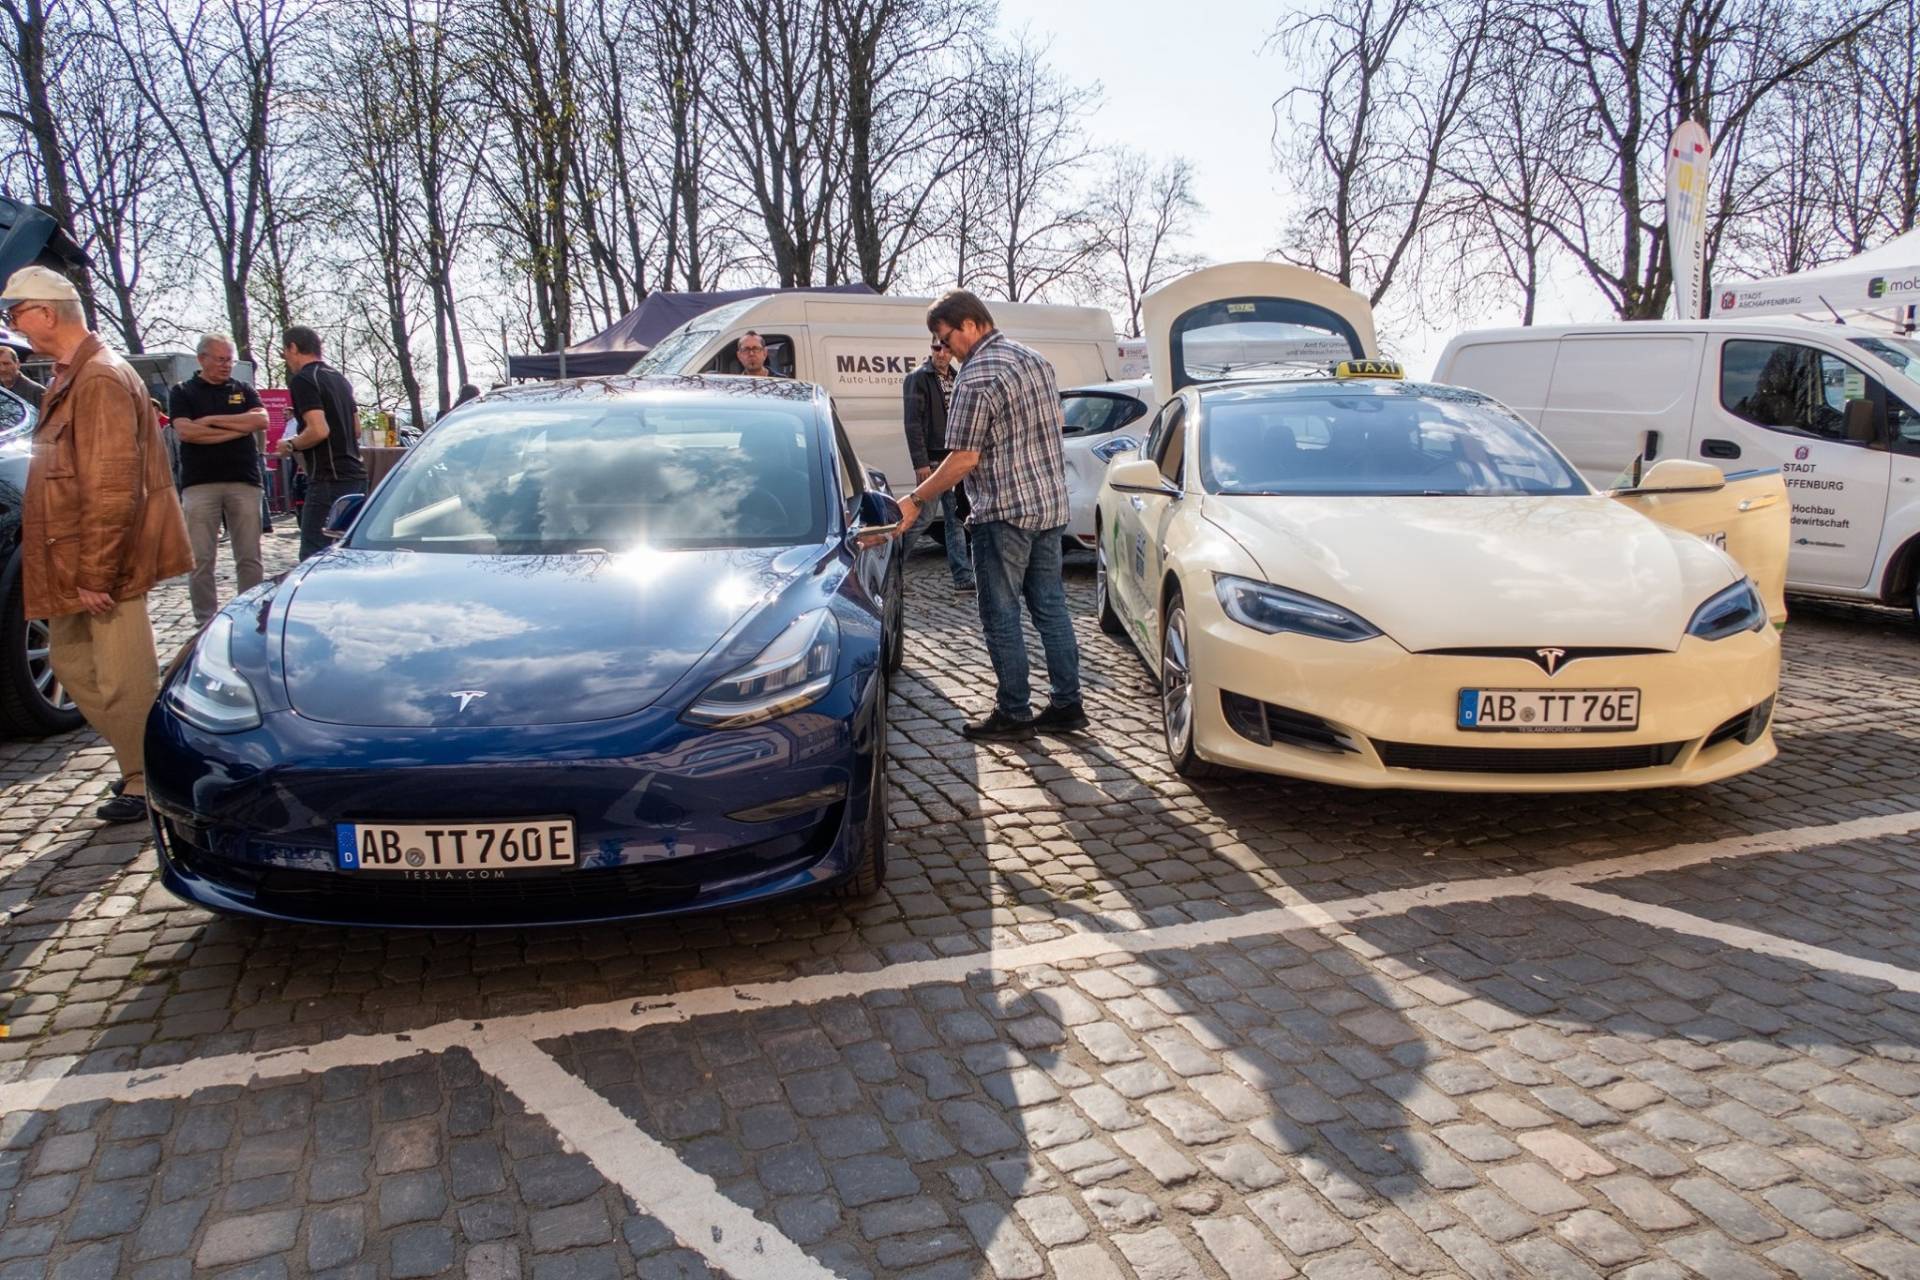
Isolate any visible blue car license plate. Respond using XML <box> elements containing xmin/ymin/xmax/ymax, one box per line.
<box><xmin>1457</xmin><ymin>688</ymin><xmax>1640</xmax><ymax>733</ymax></box>
<box><xmin>337</xmin><ymin>819</ymin><xmax>577</xmax><ymax>874</ymax></box>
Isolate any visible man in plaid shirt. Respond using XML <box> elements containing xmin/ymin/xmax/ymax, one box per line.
<box><xmin>891</xmin><ymin>290</ymin><xmax>1085</xmax><ymax>741</ymax></box>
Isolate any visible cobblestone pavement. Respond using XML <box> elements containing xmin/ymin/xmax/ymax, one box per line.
<box><xmin>3</xmin><ymin>534</ymin><xmax>1920</xmax><ymax>1277</ymax></box>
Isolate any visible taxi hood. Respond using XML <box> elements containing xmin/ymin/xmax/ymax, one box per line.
<box><xmin>1142</xmin><ymin>262</ymin><xmax>1380</xmax><ymax>404</ymax></box>
<box><xmin>1201</xmin><ymin>493</ymin><xmax>1739</xmax><ymax>652</ymax></box>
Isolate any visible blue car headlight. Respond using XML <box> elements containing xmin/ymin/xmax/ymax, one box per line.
<box><xmin>1687</xmin><ymin>578</ymin><xmax>1767</xmax><ymax>640</ymax></box>
<box><xmin>685</xmin><ymin>608</ymin><xmax>840</xmax><ymax>728</ymax></box>
<box><xmin>1213</xmin><ymin>574</ymin><xmax>1383</xmax><ymax>643</ymax></box>
<box><xmin>165</xmin><ymin>614</ymin><xmax>261</xmax><ymax>732</ymax></box>
<box><xmin>1091</xmin><ymin>436</ymin><xmax>1139</xmax><ymax>464</ymax></box>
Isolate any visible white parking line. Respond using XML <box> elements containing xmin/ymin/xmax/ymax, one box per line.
<box><xmin>474</xmin><ymin>1038</ymin><xmax>839</xmax><ymax>1280</ymax></box>
<box><xmin>1543</xmin><ymin>884</ymin><xmax>1920</xmax><ymax>995</ymax></box>
<box><xmin>4</xmin><ymin>806</ymin><xmax>1915</xmax><ymax>1118</ymax></box>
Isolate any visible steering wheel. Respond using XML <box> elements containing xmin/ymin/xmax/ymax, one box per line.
<box><xmin>737</xmin><ymin>489</ymin><xmax>791</xmax><ymax>535</ymax></box>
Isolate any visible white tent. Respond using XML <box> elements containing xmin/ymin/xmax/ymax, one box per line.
<box><xmin>1715</xmin><ymin>229</ymin><xmax>1920</xmax><ymax>326</ymax></box>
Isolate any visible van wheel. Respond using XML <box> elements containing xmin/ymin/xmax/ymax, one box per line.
<box><xmin>1095</xmin><ymin>529</ymin><xmax>1125</xmax><ymax>636</ymax></box>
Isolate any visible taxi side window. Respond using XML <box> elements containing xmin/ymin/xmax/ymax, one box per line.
<box><xmin>1720</xmin><ymin>339</ymin><xmax>1868</xmax><ymax>444</ymax></box>
<box><xmin>1150</xmin><ymin>400</ymin><xmax>1186</xmax><ymax>485</ymax></box>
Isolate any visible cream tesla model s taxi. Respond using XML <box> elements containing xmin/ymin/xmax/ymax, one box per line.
<box><xmin>1094</xmin><ymin>263</ymin><xmax>1790</xmax><ymax>791</ymax></box>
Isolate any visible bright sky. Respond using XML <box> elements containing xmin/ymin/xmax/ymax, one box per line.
<box><xmin>996</xmin><ymin>0</ymin><xmax>1613</xmax><ymax>376</ymax></box>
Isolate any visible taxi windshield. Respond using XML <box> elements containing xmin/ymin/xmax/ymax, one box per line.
<box><xmin>352</xmin><ymin>396</ymin><xmax>827</xmax><ymax>553</ymax></box>
<box><xmin>1201</xmin><ymin>386</ymin><xmax>1589</xmax><ymax>498</ymax></box>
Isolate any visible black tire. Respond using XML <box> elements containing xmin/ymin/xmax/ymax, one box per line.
<box><xmin>838</xmin><ymin>681</ymin><xmax>890</xmax><ymax>898</ymax></box>
<box><xmin>883</xmin><ymin>569</ymin><xmax>905</xmax><ymax>675</ymax></box>
<box><xmin>1160</xmin><ymin>589</ymin><xmax>1227</xmax><ymax>779</ymax></box>
<box><xmin>1095</xmin><ymin>523</ymin><xmax>1126</xmax><ymax>636</ymax></box>
<box><xmin>0</xmin><ymin>556</ymin><xmax>84</xmax><ymax>737</ymax></box>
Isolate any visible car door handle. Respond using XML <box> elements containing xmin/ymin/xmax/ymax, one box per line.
<box><xmin>1701</xmin><ymin>438</ymin><xmax>1742</xmax><ymax>460</ymax></box>
<box><xmin>1128</xmin><ymin>496</ymin><xmax>1145</xmax><ymax>511</ymax></box>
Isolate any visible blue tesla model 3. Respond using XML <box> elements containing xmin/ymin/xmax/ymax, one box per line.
<box><xmin>145</xmin><ymin>376</ymin><xmax>905</xmax><ymax>927</ymax></box>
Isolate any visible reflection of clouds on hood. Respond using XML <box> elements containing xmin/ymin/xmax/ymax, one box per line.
<box><xmin>290</xmin><ymin>599</ymin><xmax>532</xmax><ymax>675</ymax></box>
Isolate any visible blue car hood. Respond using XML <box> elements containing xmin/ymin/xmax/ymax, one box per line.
<box><xmin>279</xmin><ymin>545</ymin><xmax>816</xmax><ymax>727</ymax></box>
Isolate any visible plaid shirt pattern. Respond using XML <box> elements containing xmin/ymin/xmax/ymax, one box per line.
<box><xmin>944</xmin><ymin>330</ymin><xmax>1069</xmax><ymax>530</ymax></box>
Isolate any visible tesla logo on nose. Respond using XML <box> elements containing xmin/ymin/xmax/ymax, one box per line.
<box><xmin>451</xmin><ymin>690</ymin><xmax>487</xmax><ymax>712</ymax></box>
<box><xmin>1535</xmin><ymin>648</ymin><xmax>1567</xmax><ymax>675</ymax></box>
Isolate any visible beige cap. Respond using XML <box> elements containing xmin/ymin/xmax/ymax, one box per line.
<box><xmin>0</xmin><ymin>265</ymin><xmax>80</xmax><ymax>308</ymax></box>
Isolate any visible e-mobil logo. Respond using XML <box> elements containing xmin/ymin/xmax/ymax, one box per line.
<box><xmin>1869</xmin><ymin>275</ymin><xmax>1920</xmax><ymax>299</ymax></box>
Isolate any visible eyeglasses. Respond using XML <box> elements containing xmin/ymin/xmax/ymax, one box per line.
<box><xmin>738</xmin><ymin>346</ymin><xmax>766</xmax><ymax>356</ymax></box>
<box><xmin>930</xmin><ymin>341</ymin><xmax>946</xmax><ymax>351</ymax></box>
<box><xmin>4</xmin><ymin>302</ymin><xmax>45</xmax><ymax>326</ymax></box>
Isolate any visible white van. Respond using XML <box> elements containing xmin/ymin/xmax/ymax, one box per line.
<box><xmin>627</xmin><ymin>293</ymin><xmax>1119</xmax><ymax>492</ymax></box>
<box><xmin>1435</xmin><ymin>320</ymin><xmax>1920</xmax><ymax>621</ymax></box>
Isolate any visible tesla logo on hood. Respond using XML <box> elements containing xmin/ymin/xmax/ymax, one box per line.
<box><xmin>450</xmin><ymin>690</ymin><xmax>488</xmax><ymax>712</ymax></box>
<box><xmin>1535</xmin><ymin>648</ymin><xmax>1568</xmax><ymax>676</ymax></box>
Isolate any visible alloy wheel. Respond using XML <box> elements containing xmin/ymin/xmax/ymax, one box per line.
<box><xmin>1162</xmin><ymin>605</ymin><xmax>1193</xmax><ymax>755</ymax></box>
<box><xmin>1095</xmin><ymin>543</ymin><xmax>1110</xmax><ymax>617</ymax></box>
<box><xmin>25</xmin><ymin>618</ymin><xmax>71</xmax><ymax>714</ymax></box>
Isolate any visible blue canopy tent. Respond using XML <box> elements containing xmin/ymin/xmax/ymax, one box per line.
<box><xmin>508</xmin><ymin>283</ymin><xmax>877</xmax><ymax>379</ymax></box>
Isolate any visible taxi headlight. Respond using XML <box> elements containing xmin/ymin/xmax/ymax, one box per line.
<box><xmin>166</xmin><ymin>614</ymin><xmax>261</xmax><ymax>732</ymax></box>
<box><xmin>1687</xmin><ymin>579</ymin><xmax>1766</xmax><ymax>641</ymax></box>
<box><xmin>685</xmin><ymin>608</ymin><xmax>839</xmax><ymax>728</ymax></box>
<box><xmin>1213</xmin><ymin>575</ymin><xmax>1383</xmax><ymax>643</ymax></box>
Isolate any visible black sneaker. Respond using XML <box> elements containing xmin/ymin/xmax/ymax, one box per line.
<box><xmin>953</xmin><ymin>580</ymin><xmax>977</xmax><ymax>595</ymax></box>
<box><xmin>1033</xmin><ymin>701</ymin><xmax>1090</xmax><ymax>733</ymax></box>
<box><xmin>96</xmin><ymin>793</ymin><xmax>148</xmax><ymax>824</ymax></box>
<box><xmin>961</xmin><ymin>709</ymin><xmax>1036</xmax><ymax>741</ymax></box>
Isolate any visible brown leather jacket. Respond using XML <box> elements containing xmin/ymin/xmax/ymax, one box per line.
<box><xmin>22</xmin><ymin>335</ymin><xmax>191</xmax><ymax>618</ymax></box>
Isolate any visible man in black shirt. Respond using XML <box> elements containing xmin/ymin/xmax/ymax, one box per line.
<box><xmin>170</xmin><ymin>334</ymin><xmax>268</xmax><ymax>623</ymax></box>
<box><xmin>276</xmin><ymin>325</ymin><xmax>367</xmax><ymax>560</ymax></box>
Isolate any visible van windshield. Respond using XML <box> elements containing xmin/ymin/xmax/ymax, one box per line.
<box><xmin>630</xmin><ymin>328</ymin><xmax>714</xmax><ymax>376</ymax></box>
<box><xmin>1852</xmin><ymin>336</ymin><xmax>1920</xmax><ymax>396</ymax></box>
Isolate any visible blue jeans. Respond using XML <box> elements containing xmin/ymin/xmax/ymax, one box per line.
<box><xmin>970</xmin><ymin>521</ymin><xmax>1080</xmax><ymax>718</ymax></box>
<box><xmin>912</xmin><ymin>488</ymin><xmax>974</xmax><ymax>586</ymax></box>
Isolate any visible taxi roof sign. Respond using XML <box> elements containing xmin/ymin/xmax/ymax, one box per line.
<box><xmin>1333</xmin><ymin>359</ymin><xmax>1405</xmax><ymax>380</ymax></box>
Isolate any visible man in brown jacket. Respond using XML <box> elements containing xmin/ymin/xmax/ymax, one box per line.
<box><xmin>5</xmin><ymin>266</ymin><xmax>192</xmax><ymax>823</ymax></box>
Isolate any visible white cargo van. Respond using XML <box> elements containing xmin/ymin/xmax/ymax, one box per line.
<box><xmin>1435</xmin><ymin>320</ymin><xmax>1920</xmax><ymax>621</ymax></box>
<box><xmin>627</xmin><ymin>293</ymin><xmax>1119</xmax><ymax>491</ymax></box>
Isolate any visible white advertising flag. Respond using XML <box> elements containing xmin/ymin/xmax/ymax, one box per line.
<box><xmin>1667</xmin><ymin>121</ymin><xmax>1711</xmax><ymax>319</ymax></box>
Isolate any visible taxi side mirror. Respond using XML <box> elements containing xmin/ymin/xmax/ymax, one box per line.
<box><xmin>1625</xmin><ymin>459</ymin><xmax>1725</xmax><ymax>494</ymax></box>
<box><xmin>1845</xmin><ymin>397</ymin><xmax>1878</xmax><ymax>444</ymax></box>
<box><xmin>1108</xmin><ymin>456</ymin><xmax>1178</xmax><ymax>495</ymax></box>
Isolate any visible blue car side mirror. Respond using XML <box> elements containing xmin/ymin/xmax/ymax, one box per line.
<box><xmin>855</xmin><ymin>489</ymin><xmax>903</xmax><ymax>532</ymax></box>
<box><xmin>323</xmin><ymin>493</ymin><xmax>367</xmax><ymax>540</ymax></box>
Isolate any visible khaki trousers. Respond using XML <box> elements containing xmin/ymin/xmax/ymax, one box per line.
<box><xmin>49</xmin><ymin>596</ymin><xmax>161</xmax><ymax>798</ymax></box>
<box><xmin>183</xmin><ymin>481</ymin><xmax>264</xmax><ymax>624</ymax></box>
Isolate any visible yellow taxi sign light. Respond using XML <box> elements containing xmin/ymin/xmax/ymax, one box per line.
<box><xmin>1334</xmin><ymin>359</ymin><xmax>1405</xmax><ymax>380</ymax></box>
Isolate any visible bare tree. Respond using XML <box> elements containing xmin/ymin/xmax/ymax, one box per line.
<box><xmin>121</xmin><ymin>0</ymin><xmax>307</xmax><ymax>361</ymax></box>
<box><xmin>1089</xmin><ymin>149</ymin><xmax>1202</xmax><ymax>336</ymax></box>
<box><xmin>1272</xmin><ymin>0</ymin><xmax>1492</xmax><ymax>308</ymax></box>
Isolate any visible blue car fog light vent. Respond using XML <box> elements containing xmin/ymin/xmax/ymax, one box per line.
<box><xmin>729</xmin><ymin>781</ymin><xmax>847</xmax><ymax>823</ymax></box>
<box><xmin>685</xmin><ymin>608</ymin><xmax>840</xmax><ymax>729</ymax></box>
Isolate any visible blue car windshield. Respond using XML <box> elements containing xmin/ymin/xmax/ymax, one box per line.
<box><xmin>1200</xmin><ymin>387</ymin><xmax>1589</xmax><ymax>497</ymax></box>
<box><xmin>350</xmin><ymin>397</ymin><xmax>828</xmax><ymax>553</ymax></box>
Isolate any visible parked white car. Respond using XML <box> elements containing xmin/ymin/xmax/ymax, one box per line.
<box><xmin>1095</xmin><ymin>262</ymin><xmax>1790</xmax><ymax>792</ymax></box>
<box><xmin>1062</xmin><ymin>378</ymin><xmax>1159</xmax><ymax>550</ymax></box>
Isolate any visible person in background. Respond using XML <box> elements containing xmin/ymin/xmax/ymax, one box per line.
<box><xmin>169</xmin><ymin>333</ymin><xmax>268</xmax><ymax>624</ymax></box>
<box><xmin>277</xmin><ymin>325</ymin><xmax>367</xmax><ymax>560</ymax></box>
<box><xmin>6</xmin><ymin>266</ymin><xmax>191</xmax><ymax>822</ymax></box>
<box><xmin>456</xmin><ymin>382</ymin><xmax>481</xmax><ymax>407</ymax></box>
<box><xmin>901</xmin><ymin>333</ymin><xmax>974</xmax><ymax>593</ymax></box>
<box><xmin>0</xmin><ymin>346</ymin><xmax>44</xmax><ymax>409</ymax></box>
<box><xmin>736</xmin><ymin>331</ymin><xmax>776</xmax><ymax>377</ymax></box>
<box><xmin>890</xmin><ymin>289</ymin><xmax>1084</xmax><ymax>741</ymax></box>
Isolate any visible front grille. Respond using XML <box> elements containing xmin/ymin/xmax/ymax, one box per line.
<box><xmin>1220</xmin><ymin>692</ymin><xmax>1357</xmax><ymax>754</ymax></box>
<box><xmin>1373</xmin><ymin>740</ymin><xmax>1685</xmax><ymax>774</ymax></box>
<box><xmin>165</xmin><ymin>812</ymin><xmax>840</xmax><ymax>926</ymax></box>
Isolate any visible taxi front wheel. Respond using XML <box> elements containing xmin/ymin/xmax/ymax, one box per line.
<box><xmin>1161</xmin><ymin>590</ymin><xmax>1226</xmax><ymax>780</ymax></box>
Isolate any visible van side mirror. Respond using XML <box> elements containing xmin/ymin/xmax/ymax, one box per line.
<box><xmin>323</xmin><ymin>493</ymin><xmax>367</xmax><ymax>540</ymax></box>
<box><xmin>1621</xmin><ymin>459</ymin><xmax>1725</xmax><ymax>494</ymax></box>
<box><xmin>1845</xmin><ymin>397</ymin><xmax>1878</xmax><ymax>444</ymax></box>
